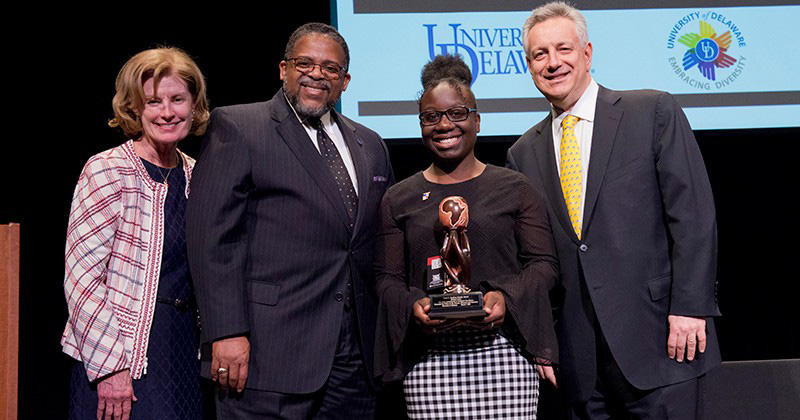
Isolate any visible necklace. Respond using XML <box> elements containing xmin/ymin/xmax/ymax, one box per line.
<box><xmin>154</xmin><ymin>153</ymin><xmax>180</xmax><ymax>186</ymax></box>
<box><xmin>156</xmin><ymin>165</ymin><xmax>174</xmax><ymax>186</ymax></box>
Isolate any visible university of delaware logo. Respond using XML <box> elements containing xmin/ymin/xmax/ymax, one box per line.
<box><xmin>667</xmin><ymin>12</ymin><xmax>747</xmax><ymax>90</ymax></box>
<box><xmin>680</xmin><ymin>21</ymin><xmax>737</xmax><ymax>81</ymax></box>
<box><xmin>424</xmin><ymin>23</ymin><xmax>530</xmax><ymax>86</ymax></box>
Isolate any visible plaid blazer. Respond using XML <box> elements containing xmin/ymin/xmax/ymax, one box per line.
<box><xmin>61</xmin><ymin>140</ymin><xmax>194</xmax><ymax>382</ymax></box>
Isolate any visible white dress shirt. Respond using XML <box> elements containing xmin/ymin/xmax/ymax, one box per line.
<box><xmin>550</xmin><ymin>78</ymin><xmax>599</xmax><ymax>228</ymax></box>
<box><xmin>286</xmin><ymin>96</ymin><xmax>359</xmax><ymax>194</ymax></box>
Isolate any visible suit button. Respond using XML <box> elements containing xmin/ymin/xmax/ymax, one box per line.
<box><xmin>335</xmin><ymin>292</ymin><xmax>344</xmax><ymax>302</ymax></box>
<box><xmin>579</xmin><ymin>244</ymin><xmax>588</xmax><ymax>252</ymax></box>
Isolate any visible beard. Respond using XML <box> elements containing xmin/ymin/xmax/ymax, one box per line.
<box><xmin>283</xmin><ymin>77</ymin><xmax>335</xmax><ymax>119</ymax></box>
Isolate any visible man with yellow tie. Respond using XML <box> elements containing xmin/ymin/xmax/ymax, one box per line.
<box><xmin>507</xmin><ymin>2</ymin><xmax>720</xmax><ymax>418</ymax></box>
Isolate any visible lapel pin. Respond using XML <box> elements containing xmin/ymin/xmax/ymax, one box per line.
<box><xmin>422</xmin><ymin>191</ymin><xmax>430</xmax><ymax>201</ymax></box>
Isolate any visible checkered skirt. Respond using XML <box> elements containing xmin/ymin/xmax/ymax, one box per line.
<box><xmin>403</xmin><ymin>331</ymin><xmax>539</xmax><ymax>419</ymax></box>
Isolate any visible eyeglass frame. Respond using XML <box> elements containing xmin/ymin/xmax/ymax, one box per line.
<box><xmin>285</xmin><ymin>57</ymin><xmax>347</xmax><ymax>80</ymax></box>
<box><xmin>418</xmin><ymin>106</ymin><xmax>478</xmax><ymax>126</ymax></box>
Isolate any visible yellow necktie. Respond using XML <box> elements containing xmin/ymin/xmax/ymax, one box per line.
<box><xmin>560</xmin><ymin>114</ymin><xmax>582</xmax><ymax>239</ymax></box>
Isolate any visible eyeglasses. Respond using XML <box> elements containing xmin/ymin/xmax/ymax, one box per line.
<box><xmin>286</xmin><ymin>57</ymin><xmax>346</xmax><ymax>80</ymax></box>
<box><xmin>419</xmin><ymin>106</ymin><xmax>478</xmax><ymax>126</ymax></box>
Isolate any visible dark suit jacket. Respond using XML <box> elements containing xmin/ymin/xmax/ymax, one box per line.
<box><xmin>507</xmin><ymin>86</ymin><xmax>721</xmax><ymax>402</ymax></box>
<box><xmin>186</xmin><ymin>89</ymin><xmax>394</xmax><ymax>393</ymax></box>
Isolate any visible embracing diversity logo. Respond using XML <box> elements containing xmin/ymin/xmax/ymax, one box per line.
<box><xmin>667</xmin><ymin>11</ymin><xmax>747</xmax><ymax>90</ymax></box>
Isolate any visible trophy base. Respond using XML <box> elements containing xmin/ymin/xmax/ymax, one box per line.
<box><xmin>428</xmin><ymin>291</ymin><xmax>485</xmax><ymax>319</ymax></box>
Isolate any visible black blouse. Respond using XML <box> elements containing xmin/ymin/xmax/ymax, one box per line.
<box><xmin>140</xmin><ymin>157</ymin><xmax>192</xmax><ymax>302</ymax></box>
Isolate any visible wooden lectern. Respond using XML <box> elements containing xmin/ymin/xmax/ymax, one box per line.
<box><xmin>0</xmin><ymin>224</ymin><xmax>19</xmax><ymax>420</ymax></box>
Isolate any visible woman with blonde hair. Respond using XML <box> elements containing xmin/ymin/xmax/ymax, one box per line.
<box><xmin>61</xmin><ymin>47</ymin><xmax>209</xmax><ymax>420</ymax></box>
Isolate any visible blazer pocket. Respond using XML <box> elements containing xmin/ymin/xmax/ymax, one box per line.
<box><xmin>647</xmin><ymin>274</ymin><xmax>671</xmax><ymax>302</ymax></box>
<box><xmin>247</xmin><ymin>280</ymin><xmax>281</xmax><ymax>306</ymax></box>
<box><xmin>604</xmin><ymin>156</ymin><xmax>649</xmax><ymax>185</ymax></box>
<box><xmin>371</xmin><ymin>175</ymin><xmax>389</xmax><ymax>191</ymax></box>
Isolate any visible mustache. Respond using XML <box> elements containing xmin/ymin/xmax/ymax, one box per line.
<box><xmin>299</xmin><ymin>76</ymin><xmax>331</xmax><ymax>90</ymax></box>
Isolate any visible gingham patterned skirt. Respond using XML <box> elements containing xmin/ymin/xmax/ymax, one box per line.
<box><xmin>403</xmin><ymin>331</ymin><xmax>539</xmax><ymax>419</ymax></box>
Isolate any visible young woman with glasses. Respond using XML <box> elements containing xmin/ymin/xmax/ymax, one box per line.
<box><xmin>374</xmin><ymin>54</ymin><xmax>560</xmax><ymax>419</ymax></box>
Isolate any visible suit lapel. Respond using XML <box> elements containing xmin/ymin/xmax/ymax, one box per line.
<box><xmin>332</xmin><ymin>111</ymin><xmax>368</xmax><ymax>240</ymax></box>
<box><xmin>272</xmin><ymin>91</ymin><xmax>354</xmax><ymax>234</ymax></box>
<box><xmin>531</xmin><ymin>117</ymin><xmax>580</xmax><ymax>244</ymax></box>
<box><xmin>583</xmin><ymin>87</ymin><xmax>623</xmax><ymax>238</ymax></box>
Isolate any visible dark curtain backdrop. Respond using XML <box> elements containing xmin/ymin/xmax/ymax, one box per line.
<box><xmin>3</xmin><ymin>6</ymin><xmax>798</xmax><ymax>419</ymax></box>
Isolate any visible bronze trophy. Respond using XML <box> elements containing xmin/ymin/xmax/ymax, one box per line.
<box><xmin>427</xmin><ymin>196</ymin><xmax>485</xmax><ymax>319</ymax></box>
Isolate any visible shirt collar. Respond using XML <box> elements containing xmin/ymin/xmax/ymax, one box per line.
<box><xmin>551</xmin><ymin>78</ymin><xmax>599</xmax><ymax>123</ymax></box>
<box><xmin>283</xmin><ymin>91</ymin><xmax>333</xmax><ymax>129</ymax></box>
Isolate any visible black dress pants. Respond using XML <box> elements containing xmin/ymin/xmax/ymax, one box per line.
<box><xmin>568</xmin><ymin>326</ymin><xmax>706</xmax><ymax>420</ymax></box>
<box><xmin>216</xmin><ymin>306</ymin><xmax>375</xmax><ymax>419</ymax></box>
